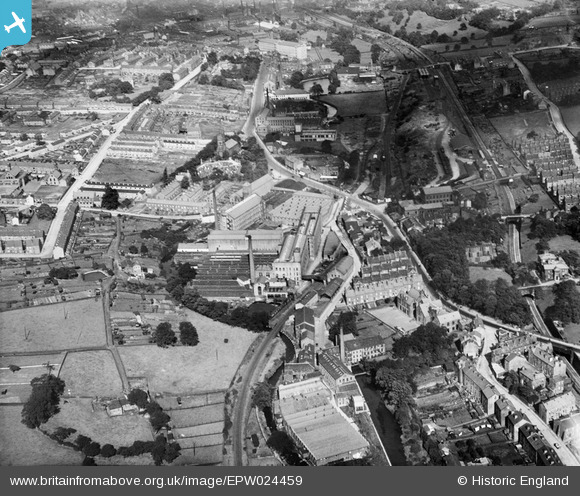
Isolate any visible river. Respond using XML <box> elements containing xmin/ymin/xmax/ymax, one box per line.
<box><xmin>356</xmin><ymin>374</ymin><xmax>408</xmax><ymax>466</ymax></box>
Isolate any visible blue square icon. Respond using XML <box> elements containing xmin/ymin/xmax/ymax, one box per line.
<box><xmin>0</xmin><ymin>0</ymin><xmax>31</xmax><ymax>55</ymax></box>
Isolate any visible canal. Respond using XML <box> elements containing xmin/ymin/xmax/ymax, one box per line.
<box><xmin>356</xmin><ymin>374</ymin><xmax>408</xmax><ymax>466</ymax></box>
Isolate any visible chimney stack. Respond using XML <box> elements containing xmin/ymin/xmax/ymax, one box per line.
<box><xmin>247</xmin><ymin>233</ymin><xmax>256</xmax><ymax>284</ymax></box>
<box><xmin>340</xmin><ymin>324</ymin><xmax>345</xmax><ymax>364</ymax></box>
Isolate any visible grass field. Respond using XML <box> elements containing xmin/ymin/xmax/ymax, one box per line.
<box><xmin>0</xmin><ymin>405</ymin><xmax>83</xmax><ymax>466</ymax></box>
<box><xmin>560</xmin><ymin>105</ymin><xmax>580</xmax><ymax>137</ymax></box>
<box><xmin>469</xmin><ymin>266</ymin><xmax>512</xmax><ymax>283</ymax></box>
<box><xmin>319</xmin><ymin>91</ymin><xmax>387</xmax><ymax>117</ymax></box>
<box><xmin>549</xmin><ymin>235</ymin><xmax>580</xmax><ymax>253</ymax></box>
<box><xmin>490</xmin><ymin>111</ymin><xmax>555</xmax><ymax>142</ymax></box>
<box><xmin>118</xmin><ymin>309</ymin><xmax>257</xmax><ymax>395</ymax></box>
<box><xmin>0</xmin><ymin>353</ymin><xmax>65</xmax><ymax>403</ymax></box>
<box><xmin>58</xmin><ymin>350</ymin><xmax>123</xmax><ymax>397</ymax></box>
<box><xmin>44</xmin><ymin>398</ymin><xmax>153</xmax><ymax>447</ymax></box>
<box><xmin>0</xmin><ymin>299</ymin><xmax>106</xmax><ymax>353</ymax></box>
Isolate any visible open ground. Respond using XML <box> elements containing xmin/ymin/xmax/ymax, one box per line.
<box><xmin>44</xmin><ymin>398</ymin><xmax>153</xmax><ymax>447</ymax></box>
<box><xmin>319</xmin><ymin>91</ymin><xmax>387</xmax><ymax>117</ymax></box>
<box><xmin>469</xmin><ymin>266</ymin><xmax>512</xmax><ymax>283</ymax></box>
<box><xmin>58</xmin><ymin>350</ymin><xmax>123</xmax><ymax>397</ymax></box>
<box><xmin>490</xmin><ymin>111</ymin><xmax>555</xmax><ymax>142</ymax></box>
<box><xmin>0</xmin><ymin>405</ymin><xmax>83</xmax><ymax>466</ymax></box>
<box><xmin>118</xmin><ymin>309</ymin><xmax>257</xmax><ymax>395</ymax></box>
<box><xmin>0</xmin><ymin>299</ymin><xmax>106</xmax><ymax>354</ymax></box>
<box><xmin>0</xmin><ymin>353</ymin><xmax>65</xmax><ymax>403</ymax></box>
<box><xmin>561</xmin><ymin>105</ymin><xmax>580</xmax><ymax>137</ymax></box>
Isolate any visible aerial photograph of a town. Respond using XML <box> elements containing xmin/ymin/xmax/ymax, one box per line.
<box><xmin>2</xmin><ymin>0</ymin><xmax>580</xmax><ymax>471</ymax></box>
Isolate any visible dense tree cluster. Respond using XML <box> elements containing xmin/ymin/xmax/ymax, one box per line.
<box><xmin>219</xmin><ymin>54</ymin><xmax>261</xmax><ymax>81</ymax></box>
<box><xmin>102</xmin><ymin>185</ymin><xmax>120</xmax><ymax>210</ymax></box>
<box><xmin>127</xmin><ymin>388</ymin><xmax>149</xmax><ymax>409</ymax></box>
<box><xmin>252</xmin><ymin>382</ymin><xmax>274</xmax><ymax>410</ymax></box>
<box><xmin>179</xmin><ymin>321</ymin><xmax>199</xmax><ymax>346</ymax></box>
<box><xmin>49</xmin><ymin>266</ymin><xmax>78</xmax><ymax>279</ymax></box>
<box><xmin>266</xmin><ymin>431</ymin><xmax>302</xmax><ymax>465</ymax></box>
<box><xmin>546</xmin><ymin>280</ymin><xmax>580</xmax><ymax>325</ymax></box>
<box><xmin>21</xmin><ymin>374</ymin><xmax>65</xmax><ymax>429</ymax></box>
<box><xmin>178</xmin><ymin>289</ymin><xmax>271</xmax><ymax>333</ymax></box>
<box><xmin>392</xmin><ymin>322</ymin><xmax>455</xmax><ymax>364</ymax></box>
<box><xmin>411</xmin><ymin>216</ymin><xmax>531</xmax><ymax>326</ymax></box>
<box><xmin>153</xmin><ymin>322</ymin><xmax>177</xmax><ymax>348</ymax></box>
<box><xmin>140</xmin><ymin>223</ymin><xmax>191</xmax><ymax>263</ymax></box>
<box><xmin>36</xmin><ymin>203</ymin><xmax>55</xmax><ymax>220</ymax></box>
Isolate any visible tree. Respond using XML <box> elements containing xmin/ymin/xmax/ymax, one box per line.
<box><xmin>321</xmin><ymin>139</ymin><xmax>333</xmax><ymax>154</ymax></box>
<box><xmin>207</xmin><ymin>51</ymin><xmax>218</xmax><ymax>66</ymax></box>
<box><xmin>101</xmin><ymin>444</ymin><xmax>117</xmax><ymax>458</ymax></box>
<box><xmin>84</xmin><ymin>441</ymin><xmax>101</xmax><ymax>457</ymax></box>
<box><xmin>36</xmin><ymin>203</ymin><xmax>55</xmax><ymax>220</ymax></box>
<box><xmin>252</xmin><ymin>382</ymin><xmax>273</xmax><ymax>409</ymax></box>
<box><xmin>416</xmin><ymin>23</ymin><xmax>422</xmax><ymax>30</ymax></box>
<box><xmin>128</xmin><ymin>245</ymin><xmax>139</xmax><ymax>254</ymax></box>
<box><xmin>198</xmin><ymin>73</ymin><xmax>210</xmax><ymax>85</ymax></box>
<box><xmin>371</xmin><ymin>43</ymin><xmax>382</xmax><ymax>64</ymax></box>
<box><xmin>140</xmin><ymin>243</ymin><xmax>149</xmax><ymax>255</ymax></box>
<box><xmin>291</xmin><ymin>21</ymin><xmax>297</xmax><ymax>30</ymax></box>
<box><xmin>289</xmin><ymin>71</ymin><xmax>304</xmax><ymax>89</ymax></box>
<box><xmin>547</xmin><ymin>280</ymin><xmax>580</xmax><ymax>324</ymax></box>
<box><xmin>343</xmin><ymin>45</ymin><xmax>361</xmax><ymax>65</ymax></box>
<box><xmin>146</xmin><ymin>402</ymin><xmax>170</xmax><ymax>432</ymax></box>
<box><xmin>161</xmin><ymin>167</ymin><xmax>169</xmax><ymax>185</ymax></box>
<box><xmin>158</xmin><ymin>73</ymin><xmax>175</xmax><ymax>91</ymax></box>
<box><xmin>21</xmin><ymin>374</ymin><xmax>65</xmax><ymax>429</ymax></box>
<box><xmin>154</xmin><ymin>322</ymin><xmax>176</xmax><ymax>347</ymax></box>
<box><xmin>179</xmin><ymin>321</ymin><xmax>199</xmax><ymax>346</ymax></box>
<box><xmin>75</xmin><ymin>434</ymin><xmax>92</xmax><ymax>451</ymax></box>
<box><xmin>102</xmin><ymin>185</ymin><xmax>120</xmax><ymax>210</ymax></box>
<box><xmin>180</xmin><ymin>176</ymin><xmax>190</xmax><ymax>190</ymax></box>
<box><xmin>375</xmin><ymin>367</ymin><xmax>413</xmax><ymax>407</ymax></box>
<box><xmin>127</xmin><ymin>388</ymin><xmax>149</xmax><ymax>409</ymax></box>
<box><xmin>309</xmin><ymin>83</ymin><xmax>323</xmax><ymax>96</ymax></box>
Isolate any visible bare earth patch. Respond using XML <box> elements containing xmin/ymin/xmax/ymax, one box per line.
<box><xmin>0</xmin><ymin>299</ymin><xmax>106</xmax><ymax>353</ymax></box>
<box><xmin>118</xmin><ymin>309</ymin><xmax>257</xmax><ymax>395</ymax></box>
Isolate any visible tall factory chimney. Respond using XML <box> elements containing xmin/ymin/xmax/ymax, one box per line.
<box><xmin>339</xmin><ymin>324</ymin><xmax>345</xmax><ymax>364</ymax></box>
<box><xmin>247</xmin><ymin>233</ymin><xmax>256</xmax><ymax>284</ymax></box>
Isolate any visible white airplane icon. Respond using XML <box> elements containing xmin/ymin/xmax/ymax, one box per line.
<box><xmin>4</xmin><ymin>12</ymin><xmax>26</xmax><ymax>34</ymax></box>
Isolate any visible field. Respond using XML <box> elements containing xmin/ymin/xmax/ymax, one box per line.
<box><xmin>0</xmin><ymin>353</ymin><xmax>65</xmax><ymax>403</ymax></box>
<box><xmin>93</xmin><ymin>159</ymin><xmax>163</xmax><ymax>186</ymax></box>
<box><xmin>118</xmin><ymin>309</ymin><xmax>257</xmax><ymax>394</ymax></box>
<box><xmin>0</xmin><ymin>300</ymin><xmax>106</xmax><ymax>353</ymax></box>
<box><xmin>549</xmin><ymin>235</ymin><xmax>580</xmax><ymax>253</ymax></box>
<box><xmin>169</xmin><ymin>403</ymin><xmax>224</xmax><ymax>427</ymax></box>
<box><xmin>469</xmin><ymin>266</ymin><xmax>512</xmax><ymax>283</ymax></box>
<box><xmin>378</xmin><ymin>10</ymin><xmax>481</xmax><ymax>38</ymax></box>
<box><xmin>44</xmin><ymin>398</ymin><xmax>153</xmax><ymax>447</ymax></box>
<box><xmin>319</xmin><ymin>91</ymin><xmax>387</xmax><ymax>117</ymax></box>
<box><xmin>490</xmin><ymin>111</ymin><xmax>555</xmax><ymax>142</ymax></box>
<box><xmin>560</xmin><ymin>105</ymin><xmax>580</xmax><ymax>137</ymax></box>
<box><xmin>58</xmin><ymin>350</ymin><xmax>123</xmax><ymax>397</ymax></box>
<box><xmin>0</xmin><ymin>405</ymin><xmax>83</xmax><ymax>466</ymax></box>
